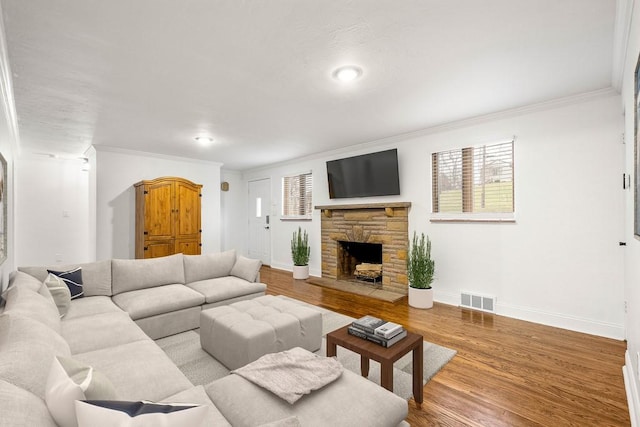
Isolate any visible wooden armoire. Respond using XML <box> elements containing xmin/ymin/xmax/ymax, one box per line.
<box><xmin>134</xmin><ymin>177</ymin><xmax>203</xmax><ymax>259</ymax></box>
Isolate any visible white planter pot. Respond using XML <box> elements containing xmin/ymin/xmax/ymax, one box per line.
<box><xmin>292</xmin><ymin>265</ymin><xmax>309</xmax><ymax>280</ymax></box>
<box><xmin>408</xmin><ymin>286</ymin><xmax>433</xmax><ymax>309</ymax></box>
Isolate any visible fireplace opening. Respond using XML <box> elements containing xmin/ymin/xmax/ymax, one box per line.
<box><xmin>337</xmin><ymin>241</ymin><xmax>383</xmax><ymax>284</ymax></box>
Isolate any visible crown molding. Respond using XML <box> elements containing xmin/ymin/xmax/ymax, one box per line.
<box><xmin>92</xmin><ymin>145</ymin><xmax>224</xmax><ymax>167</ymax></box>
<box><xmin>243</xmin><ymin>87</ymin><xmax>619</xmax><ymax>174</ymax></box>
<box><xmin>612</xmin><ymin>0</ymin><xmax>636</xmax><ymax>91</ymax></box>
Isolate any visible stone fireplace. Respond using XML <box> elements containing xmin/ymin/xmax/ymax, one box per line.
<box><xmin>315</xmin><ymin>202</ymin><xmax>411</xmax><ymax>295</ymax></box>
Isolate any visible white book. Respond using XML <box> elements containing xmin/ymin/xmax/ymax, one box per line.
<box><xmin>374</xmin><ymin>321</ymin><xmax>404</xmax><ymax>339</ymax></box>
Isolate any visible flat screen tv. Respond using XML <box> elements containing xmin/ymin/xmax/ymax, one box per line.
<box><xmin>327</xmin><ymin>149</ymin><xmax>400</xmax><ymax>199</ymax></box>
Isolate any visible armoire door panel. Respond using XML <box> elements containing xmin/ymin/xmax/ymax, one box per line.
<box><xmin>176</xmin><ymin>181</ymin><xmax>201</xmax><ymax>238</ymax></box>
<box><xmin>175</xmin><ymin>238</ymin><xmax>200</xmax><ymax>255</ymax></box>
<box><xmin>144</xmin><ymin>240</ymin><xmax>174</xmax><ymax>259</ymax></box>
<box><xmin>144</xmin><ymin>182</ymin><xmax>174</xmax><ymax>240</ymax></box>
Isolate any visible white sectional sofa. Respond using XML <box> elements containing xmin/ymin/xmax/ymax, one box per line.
<box><xmin>0</xmin><ymin>252</ymin><xmax>409</xmax><ymax>426</ymax></box>
<box><xmin>18</xmin><ymin>251</ymin><xmax>267</xmax><ymax>339</ymax></box>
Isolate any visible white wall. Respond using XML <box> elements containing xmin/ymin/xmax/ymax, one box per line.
<box><xmin>15</xmin><ymin>155</ymin><xmax>91</xmax><ymax>267</ymax></box>
<box><xmin>239</xmin><ymin>92</ymin><xmax>625</xmax><ymax>339</ymax></box>
<box><xmin>220</xmin><ymin>169</ymin><xmax>247</xmax><ymax>254</ymax></box>
<box><xmin>95</xmin><ymin>147</ymin><xmax>223</xmax><ymax>260</ymax></box>
<box><xmin>621</xmin><ymin>0</ymin><xmax>640</xmax><ymax>423</ymax></box>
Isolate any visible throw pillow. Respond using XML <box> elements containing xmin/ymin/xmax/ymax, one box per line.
<box><xmin>44</xmin><ymin>273</ymin><xmax>71</xmax><ymax>317</ymax></box>
<box><xmin>47</xmin><ymin>267</ymin><xmax>84</xmax><ymax>299</ymax></box>
<box><xmin>230</xmin><ymin>256</ymin><xmax>262</xmax><ymax>282</ymax></box>
<box><xmin>75</xmin><ymin>400</ymin><xmax>208</xmax><ymax>427</ymax></box>
<box><xmin>45</xmin><ymin>356</ymin><xmax>118</xmax><ymax>427</ymax></box>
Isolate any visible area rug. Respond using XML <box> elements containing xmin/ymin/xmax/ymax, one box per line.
<box><xmin>157</xmin><ymin>296</ymin><xmax>456</xmax><ymax>401</ymax></box>
<box><xmin>306</xmin><ymin>277</ymin><xmax>405</xmax><ymax>303</ymax></box>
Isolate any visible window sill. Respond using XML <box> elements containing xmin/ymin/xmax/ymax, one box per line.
<box><xmin>280</xmin><ymin>217</ymin><xmax>312</xmax><ymax>221</ymax></box>
<box><xmin>430</xmin><ymin>213</ymin><xmax>515</xmax><ymax>224</ymax></box>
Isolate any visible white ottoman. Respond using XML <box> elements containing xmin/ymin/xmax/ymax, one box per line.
<box><xmin>200</xmin><ymin>295</ymin><xmax>322</xmax><ymax>370</ymax></box>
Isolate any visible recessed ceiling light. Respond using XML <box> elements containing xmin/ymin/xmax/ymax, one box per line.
<box><xmin>333</xmin><ymin>65</ymin><xmax>362</xmax><ymax>82</ymax></box>
<box><xmin>194</xmin><ymin>136</ymin><xmax>213</xmax><ymax>144</ymax></box>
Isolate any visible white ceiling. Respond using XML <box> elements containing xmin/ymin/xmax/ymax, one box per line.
<box><xmin>1</xmin><ymin>0</ymin><xmax>618</xmax><ymax>170</ymax></box>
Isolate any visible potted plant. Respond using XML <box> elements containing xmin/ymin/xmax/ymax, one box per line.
<box><xmin>291</xmin><ymin>227</ymin><xmax>310</xmax><ymax>279</ymax></box>
<box><xmin>407</xmin><ymin>231</ymin><xmax>435</xmax><ymax>309</ymax></box>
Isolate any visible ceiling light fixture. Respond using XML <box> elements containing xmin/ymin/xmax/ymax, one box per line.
<box><xmin>194</xmin><ymin>136</ymin><xmax>214</xmax><ymax>144</ymax></box>
<box><xmin>333</xmin><ymin>65</ymin><xmax>362</xmax><ymax>82</ymax></box>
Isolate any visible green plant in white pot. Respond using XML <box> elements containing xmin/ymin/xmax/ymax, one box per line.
<box><xmin>291</xmin><ymin>227</ymin><xmax>310</xmax><ymax>280</ymax></box>
<box><xmin>407</xmin><ymin>231</ymin><xmax>435</xmax><ymax>309</ymax></box>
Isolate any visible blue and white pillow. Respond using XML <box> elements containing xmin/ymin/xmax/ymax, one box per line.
<box><xmin>46</xmin><ymin>356</ymin><xmax>118</xmax><ymax>427</ymax></box>
<box><xmin>75</xmin><ymin>400</ymin><xmax>208</xmax><ymax>427</ymax></box>
<box><xmin>47</xmin><ymin>267</ymin><xmax>84</xmax><ymax>299</ymax></box>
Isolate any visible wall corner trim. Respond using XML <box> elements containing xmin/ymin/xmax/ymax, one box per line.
<box><xmin>624</xmin><ymin>350</ymin><xmax>640</xmax><ymax>427</ymax></box>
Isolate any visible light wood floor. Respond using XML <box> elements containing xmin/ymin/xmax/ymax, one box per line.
<box><xmin>260</xmin><ymin>266</ymin><xmax>630</xmax><ymax>427</ymax></box>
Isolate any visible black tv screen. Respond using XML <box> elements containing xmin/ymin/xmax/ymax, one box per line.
<box><xmin>327</xmin><ymin>149</ymin><xmax>400</xmax><ymax>199</ymax></box>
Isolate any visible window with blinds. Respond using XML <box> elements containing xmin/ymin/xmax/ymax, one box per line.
<box><xmin>282</xmin><ymin>172</ymin><xmax>313</xmax><ymax>219</ymax></box>
<box><xmin>432</xmin><ymin>140</ymin><xmax>514</xmax><ymax>216</ymax></box>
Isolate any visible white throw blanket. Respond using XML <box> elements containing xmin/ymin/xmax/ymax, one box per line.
<box><xmin>232</xmin><ymin>347</ymin><xmax>343</xmax><ymax>404</ymax></box>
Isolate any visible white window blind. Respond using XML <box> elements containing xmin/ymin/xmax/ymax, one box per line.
<box><xmin>282</xmin><ymin>172</ymin><xmax>313</xmax><ymax>219</ymax></box>
<box><xmin>432</xmin><ymin>140</ymin><xmax>514</xmax><ymax>214</ymax></box>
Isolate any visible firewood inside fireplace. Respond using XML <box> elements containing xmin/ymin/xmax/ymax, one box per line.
<box><xmin>354</xmin><ymin>263</ymin><xmax>382</xmax><ymax>280</ymax></box>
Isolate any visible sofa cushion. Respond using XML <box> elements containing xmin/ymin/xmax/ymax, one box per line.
<box><xmin>112</xmin><ymin>254</ymin><xmax>185</xmax><ymax>295</ymax></box>
<box><xmin>162</xmin><ymin>385</ymin><xmax>231</xmax><ymax>427</ymax></box>
<box><xmin>44</xmin><ymin>273</ymin><xmax>72</xmax><ymax>317</ymax></box>
<box><xmin>230</xmin><ymin>255</ymin><xmax>262</xmax><ymax>282</ymax></box>
<box><xmin>2</xmin><ymin>285</ymin><xmax>62</xmax><ymax>333</ymax></box>
<box><xmin>112</xmin><ymin>284</ymin><xmax>205</xmax><ymax>320</ymax></box>
<box><xmin>205</xmin><ymin>369</ymin><xmax>408</xmax><ymax>427</ymax></box>
<box><xmin>8</xmin><ymin>270</ymin><xmax>43</xmax><ymax>292</ymax></box>
<box><xmin>0</xmin><ymin>379</ymin><xmax>58</xmax><ymax>427</ymax></box>
<box><xmin>75</xmin><ymin>400</ymin><xmax>208</xmax><ymax>427</ymax></box>
<box><xmin>48</xmin><ymin>267</ymin><xmax>84</xmax><ymax>299</ymax></box>
<box><xmin>74</xmin><ymin>340</ymin><xmax>193</xmax><ymax>401</ymax></box>
<box><xmin>62</xmin><ymin>312</ymin><xmax>149</xmax><ymax>354</ymax></box>
<box><xmin>19</xmin><ymin>260</ymin><xmax>113</xmax><ymax>297</ymax></box>
<box><xmin>64</xmin><ymin>296</ymin><xmax>124</xmax><ymax>320</ymax></box>
<box><xmin>0</xmin><ymin>314</ymin><xmax>71</xmax><ymax>399</ymax></box>
<box><xmin>187</xmin><ymin>276</ymin><xmax>267</xmax><ymax>304</ymax></box>
<box><xmin>183</xmin><ymin>250</ymin><xmax>237</xmax><ymax>283</ymax></box>
<box><xmin>46</xmin><ymin>356</ymin><xmax>118</xmax><ymax>427</ymax></box>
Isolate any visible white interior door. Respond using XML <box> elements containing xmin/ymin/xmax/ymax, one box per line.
<box><xmin>248</xmin><ymin>179</ymin><xmax>271</xmax><ymax>265</ymax></box>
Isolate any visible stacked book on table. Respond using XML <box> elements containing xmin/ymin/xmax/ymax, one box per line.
<box><xmin>348</xmin><ymin>315</ymin><xmax>408</xmax><ymax>348</ymax></box>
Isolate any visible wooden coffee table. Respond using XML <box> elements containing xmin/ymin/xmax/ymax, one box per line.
<box><xmin>326</xmin><ymin>324</ymin><xmax>423</xmax><ymax>406</ymax></box>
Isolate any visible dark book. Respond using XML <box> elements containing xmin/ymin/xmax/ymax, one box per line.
<box><xmin>351</xmin><ymin>315</ymin><xmax>386</xmax><ymax>334</ymax></box>
<box><xmin>347</xmin><ymin>325</ymin><xmax>408</xmax><ymax>348</ymax></box>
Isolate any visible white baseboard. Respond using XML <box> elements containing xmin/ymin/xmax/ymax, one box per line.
<box><xmin>625</xmin><ymin>351</ymin><xmax>639</xmax><ymax>427</ymax></box>
<box><xmin>434</xmin><ymin>290</ymin><xmax>624</xmax><ymax>340</ymax></box>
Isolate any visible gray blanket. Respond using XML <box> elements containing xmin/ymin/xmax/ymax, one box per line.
<box><xmin>231</xmin><ymin>347</ymin><xmax>343</xmax><ymax>404</ymax></box>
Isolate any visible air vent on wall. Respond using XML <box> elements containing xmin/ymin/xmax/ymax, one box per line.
<box><xmin>460</xmin><ymin>291</ymin><xmax>496</xmax><ymax>313</ymax></box>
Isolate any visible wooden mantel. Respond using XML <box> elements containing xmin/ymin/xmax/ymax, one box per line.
<box><xmin>315</xmin><ymin>202</ymin><xmax>411</xmax><ymax>218</ymax></box>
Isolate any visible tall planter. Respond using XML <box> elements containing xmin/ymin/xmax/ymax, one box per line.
<box><xmin>408</xmin><ymin>286</ymin><xmax>433</xmax><ymax>309</ymax></box>
<box><xmin>292</xmin><ymin>265</ymin><xmax>310</xmax><ymax>280</ymax></box>
<box><xmin>407</xmin><ymin>232</ymin><xmax>435</xmax><ymax>310</ymax></box>
<box><xmin>291</xmin><ymin>227</ymin><xmax>310</xmax><ymax>280</ymax></box>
